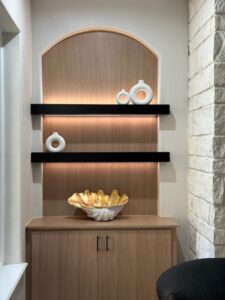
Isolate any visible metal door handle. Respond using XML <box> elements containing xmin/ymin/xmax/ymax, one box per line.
<box><xmin>97</xmin><ymin>236</ymin><xmax>100</xmax><ymax>251</ymax></box>
<box><xmin>106</xmin><ymin>236</ymin><xmax>109</xmax><ymax>251</ymax></box>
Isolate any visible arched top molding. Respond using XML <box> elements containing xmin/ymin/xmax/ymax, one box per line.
<box><xmin>41</xmin><ymin>26</ymin><xmax>159</xmax><ymax>59</ymax></box>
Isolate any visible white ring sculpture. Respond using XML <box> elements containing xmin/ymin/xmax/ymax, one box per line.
<box><xmin>116</xmin><ymin>89</ymin><xmax>131</xmax><ymax>105</ymax></box>
<box><xmin>46</xmin><ymin>132</ymin><xmax>65</xmax><ymax>152</ymax></box>
<box><xmin>130</xmin><ymin>80</ymin><xmax>153</xmax><ymax>105</ymax></box>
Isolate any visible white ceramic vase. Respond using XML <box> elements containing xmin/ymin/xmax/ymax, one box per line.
<box><xmin>116</xmin><ymin>89</ymin><xmax>131</xmax><ymax>105</ymax></box>
<box><xmin>130</xmin><ymin>80</ymin><xmax>153</xmax><ymax>105</ymax></box>
<box><xmin>82</xmin><ymin>204</ymin><xmax>125</xmax><ymax>222</ymax></box>
<box><xmin>46</xmin><ymin>132</ymin><xmax>65</xmax><ymax>152</ymax></box>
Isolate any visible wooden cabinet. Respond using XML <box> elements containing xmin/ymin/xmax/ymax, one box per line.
<box><xmin>26</xmin><ymin>216</ymin><xmax>177</xmax><ymax>300</ymax></box>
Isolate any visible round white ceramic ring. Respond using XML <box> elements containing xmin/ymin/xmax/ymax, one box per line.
<box><xmin>130</xmin><ymin>80</ymin><xmax>153</xmax><ymax>105</ymax></box>
<box><xmin>116</xmin><ymin>89</ymin><xmax>131</xmax><ymax>105</ymax></box>
<box><xmin>46</xmin><ymin>132</ymin><xmax>65</xmax><ymax>152</ymax></box>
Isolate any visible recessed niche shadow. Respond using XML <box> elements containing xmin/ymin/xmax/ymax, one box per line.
<box><xmin>10</xmin><ymin>273</ymin><xmax>25</xmax><ymax>300</ymax></box>
<box><xmin>32</xmin><ymin>164</ymin><xmax>42</xmax><ymax>183</ymax></box>
<box><xmin>2</xmin><ymin>32</ymin><xmax>18</xmax><ymax>46</ymax></box>
<box><xmin>177</xmin><ymin>233</ymin><xmax>185</xmax><ymax>263</ymax></box>
<box><xmin>160</xmin><ymin>112</ymin><xmax>176</xmax><ymax>131</ymax></box>
<box><xmin>32</xmin><ymin>115</ymin><xmax>41</xmax><ymax>130</ymax></box>
<box><xmin>160</xmin><ymin>162</ymin><xmax>176</xmax><ymax>183</ymax></box>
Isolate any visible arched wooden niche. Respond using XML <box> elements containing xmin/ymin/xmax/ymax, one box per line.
<box><xmin>42</xmin><ymin>29</ymin><xmax>158</xmax><ymax>104</ymax></box>
<box><xmin>42</xmin><ymin>29</ymin><xmax>159</xmax><ymax>217</ymax></box>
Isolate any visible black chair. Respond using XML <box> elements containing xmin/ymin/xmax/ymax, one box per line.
<box><xmin>157</xmin><ymin>258</ymin><xmax>225</xmax><ymax>300</ymax></box>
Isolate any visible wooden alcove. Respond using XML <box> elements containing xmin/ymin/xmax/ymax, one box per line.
<box><xmin>42</xmin><ymin>28</ymin><xmax>159</xmax><ymax>216</ymax></box>
<box><xmin>26</xmin><ymin>29</ymin><xmax>178</xmax><ymax>300</ymax></box>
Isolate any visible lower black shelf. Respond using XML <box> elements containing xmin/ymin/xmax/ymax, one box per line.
<box><xmin>31</xmin><ymin>104</ymin><xmax>170</xmax><ymax>115</ymax></box>
<box><xmin>31</xmin><ymin>152</ymin><xmax>170</xmax><ymax>163</ymax></box>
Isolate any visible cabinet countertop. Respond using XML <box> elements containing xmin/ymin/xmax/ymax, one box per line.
<box><xmin>26</xmin><ymin>215</ymin><xmax>178</xmax><ymax>231</ymax></box>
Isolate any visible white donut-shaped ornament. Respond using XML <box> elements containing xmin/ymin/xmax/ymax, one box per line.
<box><xmin>46</xmin><ymin>132</ymin><xmax>65</xmax><ymax>152</ymax></box>
<box><xmin>116</xmin><ymin>89</ymin><xmax>131</xmax><ymax>105</ymax></box>
<box><xmin>130</xmin><ymin>80</ymin><xmax>153</xmax><ymax>105</ymax></box>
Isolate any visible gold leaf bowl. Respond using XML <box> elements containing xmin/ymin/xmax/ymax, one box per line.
<box><xmin>68</xmin><ymin>189</ymin><xmax>128</xmax><ymax>222</ymax></box>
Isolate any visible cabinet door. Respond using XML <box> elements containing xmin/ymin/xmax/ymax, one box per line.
<box><xmin>31</xmin><ymin>231</ymin><xmax>98</xmax><ymax>300</ymax></box>
<box><xmin>98</xmin><ymin>230</ymin><xmax>172</xmax><ymax>300</ymax></box>
<box><xmin>136</xmin><ymin>230</ymin><xmax>172</xmax><ymax>300</ymax></box>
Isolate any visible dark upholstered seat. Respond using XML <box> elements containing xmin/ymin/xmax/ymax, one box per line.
<box><xmin>157</xmin><ymin>258</ymin><xmax>225</xmax><ymax>300</ymax></box>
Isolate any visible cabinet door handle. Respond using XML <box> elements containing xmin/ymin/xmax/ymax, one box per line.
<box><xmin>97</xmin><ymin>236</ymin><xmax>100</xmax><ymax>251</ymax></box>
<box><xmin>106</xmin><ymin>236</ymin><xmax>109</xmax><ymax>251</ymax></box>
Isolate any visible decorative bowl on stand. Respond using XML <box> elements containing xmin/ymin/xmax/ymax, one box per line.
<box><xmin>68</xmin><ymin>189</ymin><xmax>128</xmax><ymax>222</ymax></box>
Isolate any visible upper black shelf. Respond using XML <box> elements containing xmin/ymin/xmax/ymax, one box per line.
<box><xmin>31</xmin><ymin>152</ymin><xmax>170</xmax><ymax>163</ymax></box>
<box><xmin>31</xmin><ymin>104</ymin><xmax>170</xmax><ymax>115</ymax></box>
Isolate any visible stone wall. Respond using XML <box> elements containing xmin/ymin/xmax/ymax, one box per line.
<box><xmin>188</xmin><ymin>0</ymin><xmax>225</xmax><ymax>258</ymax></box>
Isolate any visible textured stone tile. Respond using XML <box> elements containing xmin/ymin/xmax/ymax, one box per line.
<box><xmin>213</xmin><ymin>136</ymin><xmax>225</xmax><ymax>158</ymax></box>
<box><xmin>215</xmin><ymin>88</ymin><xmax>225</xmax><ymax>103</ymax></box>
<box><xmin>215</xmin><ymin>245</ymin><xmax>225</xmax><ymax>257</ymax></box>
<box><xmin>215</xmin><ymin>0</ymin><xmax>225</xmax><ymax>13</ymax></box>
<box><xmin>215</xmin><ymin>63</ymin><xmax>225</xmax><ymax>87</ymax></box>
<box><xmin>209</xmin><ymin>205</ymin><xmax>225</xmax><ymax>229</ymax></box>
<box><xmin>214</xmin><ymin>229</ymin><xmax>225</xmax><ymax>244</ymax></box>
<box><xmin>214</xmin><ymin>32</ymin><xmax>225</xmax><ymax>62</ymax></box>
<box><xmin>188</xmin><ymin>193</ymin><xmax>210</xmax><ymax>223</ymax></box>
<box><xmin>189</xmin><ymin>135</ymin><xmax>213</xmax><ymax>156</ymax></box>
<box><xmin>189</xmin><ymin>88</ymin><xmax>215</xmax><ymax>111</ymax></box>
<box><xmin>186</xmin><ymin>249</ymin><xmax>197</xmax><ymax>261</ymax></box>
<box><xmin>190</xmin><ymin>0</ymin><xmax>215</xmax><ymax>40</ymax></box>
<box><xmin>189</xmin><ymin>0</ymin><xmax>206</xmax><ymax>22</ymax></box>
<box><xmin>216</xmin><ymin>15</ymin><xmax>225</xmax><ymax>31</ymax></box>
<box><xmin>215</xmin><ymin>104</ymin><xmax>225</xmax><ymax>135</ymax></box>
<box><xmin>188</xmin><ymin>169</ymin><xmax>213</xmax><ymax>201</ymax></box>
<box><xmin>192</xmin><ymin>104</ymin><xmax>214</xmax><ymax>135</ymax></box>
<box><xmin>188</xmin><ymin>212</ymin><xmax>214</xmax><ymax>242</ymax></box>
<box><xmin>190</xmin><ymin>35</ymin><xmax>214</xmax><ymax>78</ymax></box>
<box><xmin>189</xmin><ymin>156</ymin><xmax>213</xmax><ymax>173</ymax></box>
<box><xmin>190</xmin><ymin>17</ymin><xmax>215</xmax><ymax>53</ymax></box>
<box><xmin>213</xmin><ymin>175</ymin><xmax>225</xmax><ymax>205</ymax></box>
<box><xmin>196</xmin><ymin>232</ymin><xmax>215</xmax><ymax>257</ymax></box>
<box><xmin>189</xmin><ymin>64</ymin><xmax>214</xmax><ymax>97</ymax></box>
<box><xmin>213</xmin><ymin>159</ymin><xmax>225</xmax><ymax>174</ymax></box>
<box><xmin>188</xmin><ymin>224</ymin><xmax>197</xmax><ymax>254</ymax></box>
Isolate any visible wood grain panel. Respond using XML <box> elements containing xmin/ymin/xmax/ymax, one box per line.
<box><xmin>98</xmin><ymin>230</ymin><xmax>171</xmax><ymax>300</ymax></box>
<box><xmin>136</xmin><ymin>230</ymin><xmax>171</xmax><ymax>300</ymax></box>
<box><xmin>43</xmin><ymin>163</ymin><xmax>158</xmax><ymax>216</ymax></box>
<box><xmin>42</xmin><ymin>30</ymin><xmax>158</xmax><ymax>216</ymax></box>
<box><xmin>42</xmin><ymin>31</ymin><xmax>158</xmax><ymax>104</ymax></box>
<box><xmin>31</xmin><ymin>232</ymin><xmax>60</xmax><ymax>300</ymax></box>
<box><xmin>43</xmin><ymin>116</ymin><xmax>157</xmax><ymax>152</ymax></box>
<box><xmin>31</xmin><ymin>231</ymin><xmax>98</xmax><ymax>300</ymax></box>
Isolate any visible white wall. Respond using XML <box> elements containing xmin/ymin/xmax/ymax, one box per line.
<box><xmin>0</xmin><ymin>31</ymin><xmax>3</xmax><ymax>265</ymax></box>
<box><xmin>1</xmin><ymin>0</ymin><xmax>32</xmax><ymax>264</ymax></box>
<box><xmin>31</xmin><ymin>0</ymin><xmax>188</xmax><ymax>259</ymax></box>
<box><xmin>0</xmin><ymin>0</ymin><xmax>32</xmax><ymax>299</ymax></box>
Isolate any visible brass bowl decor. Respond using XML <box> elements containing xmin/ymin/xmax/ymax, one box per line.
<box><xmin>68</xmin><ymin>189</ymin><xmax>128</xmax><ymax>222</ymax></box>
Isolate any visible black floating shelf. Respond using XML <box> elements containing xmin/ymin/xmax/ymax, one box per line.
<box><xmin>31</xmin><ymin>104</ymin><xmax>170</xmax><ymax>115</ymax></box>
<box><xmin>31</xmin><ymin>152</ymin><xmax>170</xmax><ymax>163</ymax></box>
